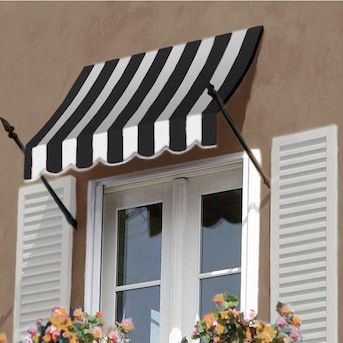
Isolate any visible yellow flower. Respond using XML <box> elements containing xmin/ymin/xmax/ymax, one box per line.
<box><xmin>203</xmin><ymin>312</ymin><xmax>215</xmax><ymax>329</ymax></box>
<box><xmin>0</xmin><ymin>332</ymin><xmax>6</xmax><ymax>343</ymax></box>
<box><xmin>42</xmin><ymin>334</ymin><xmax>51</xmax><ymax>342</ymax></box>
<box><xmin>213</xmin><ymin>293</ymin><xmax>224</xmax><ymax>305</ymax></box>
<box><xmin>220</xmin><ymin>310</ymin><xmax>229</xmax><ymax>320</ymax></box>
<box><xmin>245</xmin><ymin>327</ymin><xmax>252</xmax><ymax>340</ymax></box>
<box><xmin>291</xmin><ymin>315</ymin><xmax>301</xmax><ymax>327</ymax></box>
<box><xmin>215</xmin><ymin>323</ymin><xmax>225</xmax><ymax>335</ymax></box>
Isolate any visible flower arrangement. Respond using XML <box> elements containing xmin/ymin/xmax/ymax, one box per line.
<box><xmin>21</xmin><ymin>307</ymin><xmax>133</xmax><ymax>343</ymax></box>
<box><xmin>182</xmin><ymin>292</ymin><xmax>302</xmax><ymax>343</ymax></box>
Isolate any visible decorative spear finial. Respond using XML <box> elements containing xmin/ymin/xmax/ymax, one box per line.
<box><xmin>1</xmin><ymin>117</ymin><xmax>25</xmax><ymax>152</ymax></box>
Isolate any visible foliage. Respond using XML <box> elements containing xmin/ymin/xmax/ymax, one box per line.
<box><xmin>21</xmin><ymin>307</ymin><xmax>133</xmax><ymax>343</ymax></box>
<box><xmin>182</xmin><ymin>292</ymin><xmax>302</xmax><ymax>343</ymax></box>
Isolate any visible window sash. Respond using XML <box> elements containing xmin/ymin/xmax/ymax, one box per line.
<box><xmin>85</xmin><ymin>152</ymin><xmax>261</xmax><ymax>342</ymax></box>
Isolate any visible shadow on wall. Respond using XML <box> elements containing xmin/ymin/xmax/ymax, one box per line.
<box><xmin>220</xmin><ymin>41</ymin><xmax>263</xmax><ymax>146</ymax></box>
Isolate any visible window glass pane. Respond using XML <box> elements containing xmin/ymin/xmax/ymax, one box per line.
<box><xmin>116</xmin><ymin>286</ymin><xmax>160</xmax><ymax>343</ymax></box>
<box><xmin>200</xmin><ymin>274</ymin><xmax>241</xmax><ymax>316</ymax></box>
<box><xmin>201</xmin><ymin>189</ymin><xmax>242</xmax><ymax>273</ymax></box>
<box><xmin>117</xmin><ymin>203</ymin><xmax>162</xmax><ymax>285</ymax></box>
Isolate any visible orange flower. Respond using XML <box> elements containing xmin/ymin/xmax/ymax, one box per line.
<box><xmin>291</xmin><ymin>315</ymin><xmax>301</xmax><ymax>327</ymax></box>
<box><xmin>42</xmin><ymin>334</ymin><xmax>52</xmax><ymax>342</ymax></box>
<box><xmin>203</xmin><ymin>312</ymin><xmax>215</xmax><ymax>329</ymax></box>
<box><xmin>220</xmin><ymin>310</ymin><xmax>229</xmax><ymax>320</ymax></box>
<box><xmin>215</xmin><ymin>323</ymin><xmax>225</xmax><ymax>335</ymax></box>
<box><xmin>120</xmin><ymin>318</ymin><xmax>134</xmax><ymax>333</ymax></box>
<box><xmin>0</xmin><ymin>332</ymin><xmax>6</xmax><ymax>343</ymax></box>
<box><xmin>96</xmin><ymin>311</ymin><xmax>104</xmax><ymax>319</ymax></box>
<box><xmin>213</xmin><ymin>293</ymin><xmax>224</xmax><ymax>305</ymax></box>
<box><xmin>245</xmin><ymin>327</ymin><xmax>252</xmax><ymax>340</ymax></box>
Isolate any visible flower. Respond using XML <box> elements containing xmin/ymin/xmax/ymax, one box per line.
<box><xmin>291</xmin><ymin>315</ymin><xmax>301</xmax><ymax>328</ymax></box>
<box><xmin>27</xmin><ymin>326</ymin><xmax>37</xmax><ymax>336</ymax></box>
<box><xmin>213</xmin><ymin>293</ymin><xmax>224</xmax><ymax>305</ymax></box>
<box><xmin>120</xmin><ymin>318</ymin><xmax>134</xmax><ymax>333</ymax></box>
<box><xmin>290</xmin><ymin>328</ymin><xmax>301</xmax><ymax>342</ymax></box>
<box><xmin>92</xmin><ymin>326</ymin><xmax>103</xmax><ymax>339</ymax></box>
<box><xmin>202</xmin><ymin>312</ymin><xmax>215</xmax><ymax>329</ymax></box>
<box><xmin>0</xmin><ymin>332</ymin><xmax>6</xmax><ymax>343</ymax></box>
<box><xmin>214</xmin><ymin>323</ymin><xmax>225</xmax><ymax>335</ymax></box>
<box><xmin>73</xmin><ymin>307</ymin><xmax>83</xmax><ymax>320</ymax></box>
<box><xmin>277</xmin><ymin>317</ymin><xmax>287</xmax><ymax>328</ymax></box>
<box><xmin>96</xmin><ymin>311</ymin><xmax>104</xmax><ymax>319</ymax></box>
<box><xmin>108</xmin><ymin>329</ymin><xmax>121</xmax><ymax>342</ymax></box>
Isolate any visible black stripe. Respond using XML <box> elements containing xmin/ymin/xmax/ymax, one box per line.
<box><xmin>46</xmin><ymin>60</ymin><xmax>118</xmax><ymax>173</ymax></box>
<box><xmin>75</xmin><ymin>53</ymin><xmax>145</xmax><ymax>168</ymax></box>
<box><xmin>24</xmin><ymin>65</ymin><xmax>93</xmax><ymax>179</ymax></box>
<box><xmin>201</xmin><ymin>111</ymin><xmax>217</xmax><ymax>146</ymax></box>
<box><xmin>107</xmin><ymin>47</ymin><xmax>172</xmax><ymax>163</ymax></box>
<box><xmin>169</xmin><ymin>33</ymin><xmax>231</xmax><ymax>151</ymax></box>
<box><xmin>203</xmin><ymin>26</ymin><xmax>264</xmax><ymax>115</ymax></box>
<box><xmin>138</xmin><ymin>40</ymin><xmax>201</xmax><ymax>157</ymax></box>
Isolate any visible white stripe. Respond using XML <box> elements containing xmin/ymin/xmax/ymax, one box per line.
<box><xmin>186</xmin><ymin>113</ymin><xmax>202</xmax><ymax>146</ymax></box>
<box><xmin>39</xmin><ymin>63</ymin><xmax>105</xmax><ymax>145</ymax></box>
<box><xmin>122</xmin><ymin>43</ymin><xmax>186</xmax><ymax>157</ymax></box>
<box><xmin>62</xmin><ymin>138</ymin><xmax>77</xmax><ymax>169</ymax></box>
<box><xmin>188</xmin><ymin>30</ymin><xmax>247</xmax><ymax>115</ymax></box>
<box><xmin>155</xmin><ymin>37</ymin><xmax>214</xmax><ymax>122</ymax></box>
<box><xmin>93</xmin><ymin>132</ymin><xmax>108</xmax><ymax>162</ymax></box>
<box><xmin>154</xmin><ymin>120</ymin><xmax>169</xmax><ymax>153</ymax></box>
<box><xmin>31</xmin><ymin>144</ymin><xmax>47</xmax><ymax>179</ymax></box>
<box><xmin>95</xmin><ymin>50</ymin><xmax>158</xmax><ymax>134</ymax></box>
<box><xmin>124</xmin><ymin>43</ymin><xmax>186</xmax><ymax>128</ymax></box>
<box><xmin>123</xmin><ymin>126</ymin><xmax>138</xmax><ymax>160</ymax></box>
<box><xmin>65</xmin><ymin>57</ymin><xmax>131</xmax><ymax>140</ymax></box>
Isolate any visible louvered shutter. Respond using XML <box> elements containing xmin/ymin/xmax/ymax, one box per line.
<box><xmin>270</xmin><ymin>125</ymin><xmax>338</xmax><ymax>343</ymax></box>
<box><xmin>13</xmin><ymin>176</ymin><xmax>76</xmax><ymax>342</ymax></box>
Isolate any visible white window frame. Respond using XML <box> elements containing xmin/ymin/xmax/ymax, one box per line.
<box><xmin>85</xmin><ymin>151</ymin><xmax>261</xmax><ymax>340</ymax></box>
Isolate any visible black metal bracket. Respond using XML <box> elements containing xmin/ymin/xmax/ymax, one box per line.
<box><xmin>206</xmin><ymin>83</ymin><xmax>271</xmax><ymax>189</ymax></box>
<box><xmin>1</xmin><ymin>117</ymin><xmax>78</xmax><ymax>229</ymax></box>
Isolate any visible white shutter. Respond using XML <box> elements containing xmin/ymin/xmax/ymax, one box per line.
<box><xmin>13</xmin><ymin>176</ymin><xmax>76</xmax><ymax>342</ymax></box>
<box><xmin>271</xmin><ymin>125</ymin><xmax>338</xmax><ymax>343</ymax></box>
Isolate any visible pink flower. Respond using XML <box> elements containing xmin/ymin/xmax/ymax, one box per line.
<box><xmin>192</xmin><ymin>327</ymin><xmax>199</xmax><ymax>336</ymax></box>
<box><xmin>277</xmin><ymin>317</ymin><xmax>286</xmax><ymax>328</ymax></box>
<box><xmin>120</xmin><ymin>318</ymin><xmax>134</xmax><ymax>333</ymax></box>
<box><xmin>27</xmin><ymin>325</ymin><xmax>37</xmax><ymax>336</ymax></box>
<box><xmin>214</xmin><ymin>337</ymin><xmax>220</xmax><ymax>343</ymax></box>
<box><xmin>290</xmin><ymin>328</ymin><xmax>300</xmax><ymax>341</ymax></box>
<box><xmin>249</xmin><ymin>310</ymin><xmax>257</xmax><ymax>320</ymax></box>
<box><xmin>92</xmin><ymin>326</ymin><xmax>102</xmax><ymax>339</ymax></box>
<box><xmin>24</xmin><ymin>338</ymin><xmax>33</xmax><ymax>343</ymax></box>
<box><xmin>108</xmin><ymin>330</ymin><xmax>121</xmax><ymax>342</ymax></box>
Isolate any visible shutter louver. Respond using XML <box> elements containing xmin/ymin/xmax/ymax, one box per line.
<box><xmin>271</xmin><ymin>125</ymin><xmax>338</xmax><ymax>343</ymax></box>
<box><xmin>13</xmin><ymin>176</ymin><xmax>76</xmax><ymax>342</ymax></box>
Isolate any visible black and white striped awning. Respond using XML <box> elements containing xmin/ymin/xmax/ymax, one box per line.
<box><xmin>24</xmin><ymin>26</ymin><xmax>263</xmax><ymax>180</ymax></box>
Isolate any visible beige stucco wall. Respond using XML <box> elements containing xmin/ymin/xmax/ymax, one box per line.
<box><xmin>0</xmin><ymin>2</ymin><xmax>342</xmax><ymax>341</ymax></box>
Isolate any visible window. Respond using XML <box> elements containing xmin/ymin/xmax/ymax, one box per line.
<box><xmin>85</xmin><ymin>153</ymin><xmax>260</xmax><ymax>342</ymax></box>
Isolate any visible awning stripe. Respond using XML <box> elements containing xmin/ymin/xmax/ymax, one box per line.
<box><xmin>25</xmin><ymin>26</ymin><xmax>263</xmax><ymax>180</ymax></box>
<box><xmin>138</xmin><ymin>40</ymin><xmax>201</xmax><ymax>156</ymax></box>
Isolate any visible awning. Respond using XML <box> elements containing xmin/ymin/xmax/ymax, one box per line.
<box><xmin>24</xmin><ymin>26</ymin><xmax>263</xmax><ymax>180</ymax></box>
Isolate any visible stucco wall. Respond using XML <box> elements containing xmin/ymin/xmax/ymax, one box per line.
<box><xmin>0</xmin><ymin>2</ymin><xmax>342</xmax><ymax>341</ymax></box>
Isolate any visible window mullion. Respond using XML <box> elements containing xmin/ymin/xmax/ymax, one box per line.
<box><xmin>166</xmin><ymin>178</ymin><xmax>188</xmax><ymax>342</ymax></box>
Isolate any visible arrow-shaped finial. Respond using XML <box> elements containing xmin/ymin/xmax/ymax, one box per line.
<box><xmin>1</xmin><ymin>116</ymin><xmax>24</xmax><ymax>152</ymax></box>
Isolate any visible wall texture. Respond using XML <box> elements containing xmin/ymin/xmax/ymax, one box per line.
<box><xmin>0</xmin><ymin>2</ymin><xmax>342</xmax><ymax>341</ymax></box>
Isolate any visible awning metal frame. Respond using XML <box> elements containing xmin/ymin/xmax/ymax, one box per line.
<box><xmin>206</xmin><ymin>84</ymin><xmax>271</xmax><ymax>188</ymax></box>
<box><xmin>1</xmin><ymin>117</ymin><xmax>78</xmax><ymax>229</ymax></box>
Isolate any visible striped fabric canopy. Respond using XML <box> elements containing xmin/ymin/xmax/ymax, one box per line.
<box><xmin>24</xmin><ymin>26</ymin><xmax>263</xmax><ymax>180</ymax></box>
